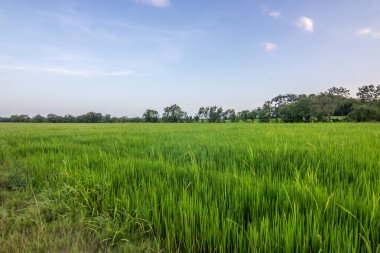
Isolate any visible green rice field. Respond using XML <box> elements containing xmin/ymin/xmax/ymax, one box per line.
<box><xmin>1</xmin><ymin>123</ymin><xmax>380</xmax><ymax>252</ymax></box>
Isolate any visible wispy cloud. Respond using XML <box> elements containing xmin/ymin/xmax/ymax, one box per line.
<box><xmin>262</xmin><ymin>6</ymin><xmax>282</xmax><ymax>19</ymax></box>
<box><xmin>296</xmin><ymin>16</ymin><xmax>314</xmax><ymax>33</ymax></box>
<box><xmin>34</xmin><ymin>9</ymin><xmax>195</xmax><ymax>65</ymax></box>
<box><xmin>0</xmin><ymin>64</ymin><xmax>133</xmax><ymax>77</ymax></box>
<box><xmin>133</xmin><ymin>0</ymin><xmax>170</xmax><ymax>8</ymax></box>
<box><xmin>268</xmin><ymin>11</ymin><xmax>281</xmax><ymax>18</ymax></box>
<box><xmin>356</xmin><ymin>27</ymin><xmax>380</xmax><ymax>39</ymax></box>
<box><xmin>35</xmin><ymin>10</ymin><xmax>126</xmax><ymax>42</ymax></box>
<box><xmin>262</xmin><ymin>42</ymin><xmax>278</xmax><ymax>52</ymax></box>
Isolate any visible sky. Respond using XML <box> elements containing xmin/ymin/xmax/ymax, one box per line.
<box><xmin>1</xmin><ymin>0</ymin><xmax>380</xmax><ymax>117</ymax></box>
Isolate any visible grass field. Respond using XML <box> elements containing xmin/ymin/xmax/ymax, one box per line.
<box><xmin>0</xmin><ymin>123</ymin><xmax>380</xmax><ymax>252</ymax></box>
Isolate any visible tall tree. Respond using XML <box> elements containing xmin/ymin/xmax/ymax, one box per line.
<box><xmin>32</xmin><ymin>114</ymin><xmax>45</xmax><ymax>123</ymax></box>
<box><xmin>62</xmin><ymin>114</ymin><xmax>76</xmax><ymax>123</ymax></box>
<box><xmin>356</xmin><ymin>84</ymin><xmax>380</xmax><ymax>103</ymax></box>
<box><xmin>238</xmin><ymin>110</ymin><xmax>250</xmax><ymax>121</ymax></box>
<box><xmin>162</xmin><ymin>104</ymin><xmax>187</xmax><ymax>123</ymax></box>
<box><xmin>208</xmin><ymin>106</ymin><xmax>224</xmax><ymax>123</ymax></box>
<box><xmin>257</xmin><ymin>101</ymin><xmax>274</xmax><ymax>122</ymax></box>
<box><xmin>309</xmin><ymin>93</ymin><xmax>337</xmax><ymax>122</ymax></box>
<box><xmin>327</xmin><ymin>86</ymin><xmax>350</xmax><ymax>97</ymax></box>
<box><xmin>223</xmin><ymin>109</ymin><xmax>237</xmax><ymax>122</ymax></box>
<box><xmin>197</xmin><ymin>107</ymin><xmax>208</xmax><ymax>122</ymax></box>
<box><xmin>47</xmin><ymin>114</ymin><xmax>62</xmax><ymax>123</ymax></box>
<box><xmin>143</xmin><ymin>109</ymin><xmax>159</xmax><ymax>123</ymax></box>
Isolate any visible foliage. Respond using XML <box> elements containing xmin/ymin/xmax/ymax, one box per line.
<box><xmin>348</xmin><ymin>105</ymin><xmax>380</xmax><ymax>122</ymax></box>
<box><xmin>143</xmin><ymin>109</ymin><xmax>159</xmax><ymax>123</ymax></box>
<box><xmin>162</xmin><ymin>104</ymin><xmax>187</xmax><ymax>123</ymax></box>
<box><xmin>356</xmin><ymin>84</ymin><xmax>380</xmax><ymax>103</ymax></box>
<box><xmin>2</xmin><ymin>85</ymin><xmax>380</xmax><ymax>123</ymax></box>
<box><xmin>223</xmin><ymin>109</ymin><xmax>237</xmax><ymax>122</ymax></box>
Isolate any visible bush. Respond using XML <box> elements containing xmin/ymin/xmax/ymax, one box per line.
<box><xmin>348</xmin><ymin>105</ymin><xmax>380</xmax><ymax>122</ymax></box>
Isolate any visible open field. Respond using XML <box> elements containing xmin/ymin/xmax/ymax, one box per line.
<box><xmin>0</xmin><ymin>123</ymin><xmax>380</xmax><ymax>252</ymax></box>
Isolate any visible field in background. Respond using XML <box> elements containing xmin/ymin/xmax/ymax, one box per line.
<box><xmin>1</xmin><ymin>123</ymin><xmax>380</xmax><ymax>252</ymax></box>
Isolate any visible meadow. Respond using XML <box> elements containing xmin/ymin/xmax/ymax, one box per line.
<box><xmin>0</xmin><ymin>123</ymin><xmax>379</xmax><ymax>252</ymax></box>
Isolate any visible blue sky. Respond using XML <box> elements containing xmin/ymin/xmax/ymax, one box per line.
<box><xmin>1</xmin><ymin>0</ymin><xmax>379</xmax><ymax>117</ymax></box>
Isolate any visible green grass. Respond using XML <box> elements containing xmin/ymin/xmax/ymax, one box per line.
<box><xmin>1</xmin><ymin>123</ymin><xmax>379</xmax><ymax>252</ymax></box>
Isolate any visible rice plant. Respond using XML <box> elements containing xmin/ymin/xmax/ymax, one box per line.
<box><xmin>0</xmin><ymin>123</ymin><xmax>379</xmax><ymax>252</ymax></box>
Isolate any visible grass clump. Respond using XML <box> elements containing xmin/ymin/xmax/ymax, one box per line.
<box><xmin>4</xmin><ymin>168</ymin><xmax>27</xmax><ymax>191</ymax></box>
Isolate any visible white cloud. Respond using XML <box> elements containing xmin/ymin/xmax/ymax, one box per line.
<box><xmin>0</xmin><ymin>65</ymin><xmax>133</xmax><ymax>77</ymax></box>
<box><xmin>262</xmin><ymin>6</ymin><xmax>281</xmax><ymax>18</ymax></box>
<box><xmin>356</xmin><ymin>27</ymin><xmax>380</xmax><ymax>39</ymax></box>
<box><xmin>42</xmin><ymin>67</ymin><xmax>90</xmax><ymax>77</ymax></box>
<box><xmin>356</xmin><ymin>27</ymin><xmax>372</xmax><ymax>35</ymax></box>
<box><xmin>99</xmin><ymin>70</ymin><xmax>133</xmax><ymax>77</ymax></box>
<box><xmin>296</xmin><ymin>16</ymin><xmax>314</xmax><ymax>33</ymax></box>
<box><xmin>262</xmin><ymin>42</ymin><xmax>278</xmax><ymax>52</ymax></box>
<box><xmin>268</xmin><ymin>11</ymin><xmax>281</xmax><ymax>18</ymax></box>
<box><xmin>133</xmin><ymin>0</ymin><xmax>170</xmax><ymax>8</ymax></box>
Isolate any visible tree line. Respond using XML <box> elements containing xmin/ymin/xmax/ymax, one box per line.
<box><xmin>1</xmin><ymin>85</ymin><xmax>379</xmax><ymax>123</ymax></box>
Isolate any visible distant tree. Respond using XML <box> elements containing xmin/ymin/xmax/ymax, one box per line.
<box><xmin>323</xmin><ymin>87</ymin><xmax>352</xmax><ymax>118</ymax></box>
<box><xmin>103</xmin><ymin>114</ymin><xmax>112</xmax><ymax>123</ymax></box>
<box><xmin>271</xmin><ymin>94</ymin><xmax>301</xmax><ymax>107</ymax></box>
<box><xmin>248</xmin><ymin>110</ymin><xmax>257</xmax><ymax>121</ymax></box>
<box><xmin>327</xmin><ymin>86</ymin><xmax>350</xmax><ymax>97</ymax></box>
<box><xmin>238</xmin><ymin>110</ymin><xmax>250</xmax><ymax>121</ymax></box>
<box><xmin>162</xmin><ymin>104</ymin><xmax>187</xmax><ymax>123</ymax></box>
<box><xmin>349</xmin><ymin>105</ymin><xmax>380</xmax><ymax>122</ymax></box>
<box><xmin>111</xmin><ymin>116</ymin><xmax>119</xmax><ymax>123</ymax></box>
<box><xmin>0</xmin><ymin>117</ymin><xmax>10</xmax><ymax>122</ymax></box>
<box><xmin>356</xmin><ymin>84</ymin><xmax>380</xmax><ymax>103</ymax></box>
<box><xmin>32</xmin><ymin>114</ymin><xmax>46</xmax><ymax>123</ymax></box>
<box><xmin>185</xmin><ymin>116</ymin><xmax>193</xmax><ymax>123</ymax></box>
<box><xmin>10</xmin><ymin>115</ymin><xmax>19</xmax><ymax>122</ymax></box>
<box><xmin>223</xmin><ymin>109</ymin><xmax>237</xmax><ymax>122</ymax></box>
<box><xmin>126</xmin><ymin>117</ymin><xmax>145</xmax><ymax>123</ymax></box>
<box><xmin>47</xmin><ymin>114</ymin><xmax>62</xmax><ymax>123</ymax></box>
<box><xmin>257</xmin><ymin>101</ymin><xmax>274</xmax><ymax>122</ymax></box>
<box><xmin>63</xmin><ymin>114</ymin><xmax>76</xmax><ymax>123</ymax></box>
<box><xmin>334</xmin><ymin>98</ymin><xmax>358</xmax><ymax>116</ymax></box>
<box><xmin>119</xmin><ymin>116</ymin><xmax>129</xmax><ymax>123</ymax></box>
<box><xmin>85</xmin><ymin>112</ymin><xmax>103</xmax><ymax>123</ymax></box>
<box><xmin>271</xmin><ymin>94</ymin><xmax>304</xmax><ymax>121</ymax></box>
<box><xmin>143</xmin><ymin>109</ymin><xmax>159</xmax><ymax>123</ymax></box>
<box><xmin>208</xmin><ymin>106</ymin><xmax>224</xmax><ymax>123</ymax></box>
<box><xmin>309</xmin><ymin>93</ymin><xmax>338</xmax><ymax>122</ymax></box>
<box><xmin>10</xmin><ymin>114</ymin><xmax>31</xmax><ymax>122</ymax></box>
<box><xmin>197</xmin><ymin>107</ymin><xmax>208</xmax><ymax>122</ymax></box>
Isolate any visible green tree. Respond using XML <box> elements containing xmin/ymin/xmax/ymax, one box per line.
<box><xmin>208</xmin><ymin>106</ymin><xmax>224</xmax><ymax>123</ymax></box>
<box><xmin>309</xmin><ymin>93</ymin><xmax>337</xmax><ymax>122</ymax></box>
<box><xmin>63</xmin><ymin>114</ymin><xmax>76</xmax><ymax>123</ymax></box>
<box><xmin>356</xmin><ymin>84</ymin><xmax>380</xmax><ymax>103</ymax></box>
<box><xmin>143</xmin><ymin>109</ymin><xmax>159</xmax><ymax>123</ymax></box>
<box><xmin>197</xmin><ymin>107</ymin><xmax>208</xmax><ymax>122</ymax></box>
<box><xmin>349</xmin><ymin>105</ymin><xmax>380</xmax><ymax>122</ymax></box>
<box><xmin>47</xmin><ymin>114</ymin><xmax>63</xmax><ymax>123</ymax></box>
<box><xmin>257</xmin><ymin>101</ymin><xmax>274</xmax><ymax>122</ymax></box>
<box><xmin>238</xmin><ymin>110</ymin><xmax>250</xmax><ymax>121</ymax></box>
<box><xmin>327</xmin><ymin>86</ymin><xmax>350</xmax><ymax>97</ymax></box>
<box><xmin>32</xmin><ymin>114</ymin><xmax>45</xmax><ymax>123</ymax></box>
<box><xmin>162</xmin><ymin>104</ymin><xmax>187</xmax><ymax>123</ymax></box>
<box><xmin>223</xmin><ymin>109</ymin><xmax>237</xmax><ymax>122</ymax></box>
